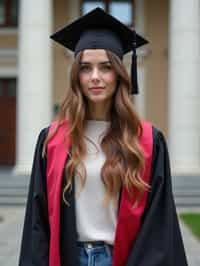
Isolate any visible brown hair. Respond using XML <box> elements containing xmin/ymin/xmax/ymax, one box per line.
<box><xmin>43</xmin><ymin>50</ymin><xmax>150</xmax><ymax>207</ymax></box>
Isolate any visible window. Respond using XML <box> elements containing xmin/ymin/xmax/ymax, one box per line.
<box><xmin>81</xmin><ymin>1</ymin><xmax>105</xmax><ymax>14</ymax></box>
<box><xmin>0</xmin><ymin>79</ymin><xmax>16</xmax><ymax>97</ymax></box>
<box><xmin>0</xmin><ymin>0</ymin><xmax>19</xmax><ymax>27</ymax></box>
<box><xmin>80</xmin><ymin>0</ymin><xmax>134</xmax><ymax>26</ymax></box>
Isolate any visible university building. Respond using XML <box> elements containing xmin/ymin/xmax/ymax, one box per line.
<box><xmin>0</xmin><ymin>0</ymin><xmax>200</xmax><ymax>176</ymax></box>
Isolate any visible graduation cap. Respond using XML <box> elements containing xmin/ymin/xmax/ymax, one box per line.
<box><xmin>50</xmin><ymin>7</ymin><xmax>149</xmax><ymax>94</ymax></box>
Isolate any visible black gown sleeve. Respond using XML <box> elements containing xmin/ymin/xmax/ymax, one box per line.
<box><xmin>126</xmin><ymin>127</ymin><xmax>188</xmax><ymax>266</ymax></box>
<box><xmin>18</xmin><ymin>127</ymin><xmax>50</xmax><ymax>266</ymax></box>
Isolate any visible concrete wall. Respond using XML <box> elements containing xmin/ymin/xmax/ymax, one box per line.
<box><xmin>0</xmin><ymin>33</ymin><xmax>17</xmax><ymax>70</ymax></box>
<box><xmin>145</xmin><ymin>0</ymin><xmax>169</xmax><ymax>135</ymax></box>
<box><xmin>53</xmin><ymin>0</ymin><xmax>79</xmax><ymax>105</ymax></box>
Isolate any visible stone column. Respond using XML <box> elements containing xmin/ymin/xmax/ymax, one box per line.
<box><xmin>134</xmin><ymin>0</ymin><xmax>147</xmax><ymax>119</ymax></box>
<box><xmin>168</xmin><ymin>0</ymin><xmax>200</xmax><ymax>175</ymax></box>
<box><xmin>14</xmin><ymin>0</ymin><xmax>53</xmax><ymax>174</ymax></box>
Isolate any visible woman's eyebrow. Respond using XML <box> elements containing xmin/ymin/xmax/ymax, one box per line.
<box><xmin>100</xmin><ymin>61</ymin><xmax>111</xmax><ymax>65</ymax></box>
<box><xmin>80</xmin><ymin>61</ymin><xmax>111</xmax><ymax>65</ymax></box>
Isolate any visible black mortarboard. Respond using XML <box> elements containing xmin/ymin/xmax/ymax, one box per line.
<box><xmin>50</xmin><ymin>7</ymin><xmax>149</xmax><ymax>94</ymax></box>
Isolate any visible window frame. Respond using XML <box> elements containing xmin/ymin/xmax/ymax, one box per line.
<box><xmin>79</xmin><ymin>0</ymin><xmax>134</xmax><ymax>27</ymax></box>
<box><xmin>0</xmin><ymin>0</ymin><xmax>18</xmax><ymax>28</ymax></box>
<box><xmin>0</xmin><ymin>78</ymin><xmax>16</xmax><ymax>97</ymax></box>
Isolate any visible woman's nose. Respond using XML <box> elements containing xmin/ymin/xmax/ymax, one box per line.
<box><xmin>91</xmin><ymin>68</ymin><xmax>100</xmax><ymax>80</ymax></box>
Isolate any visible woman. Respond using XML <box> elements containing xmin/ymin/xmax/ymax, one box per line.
<box><xmin>19</xmin><ymin>8</ymin><xmax>188</xmax><ymax>266</ymax></box>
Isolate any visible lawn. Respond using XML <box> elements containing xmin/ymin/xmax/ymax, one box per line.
<box><xmin>179</xmin><ymin>213</ymin><xmax>200</xmax><ymax>240</ymax></box>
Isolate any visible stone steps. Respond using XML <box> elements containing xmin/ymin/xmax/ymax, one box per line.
<box><xmin>0</xmin><ymin>185</ymin><xmax>28</xmax><ymax>206</ymax></box>
<box><xmin>0</xmin><ymin>196</ymin><xmax>27</xmax><ymax>206</ymax></box>
<box><xmin>0</xmin><ymin>170</ymin><xmax>29</xmax><ymax>206</ymax></box>
<box><xmin>172</xmin><ymin>175</ymin><xmax>200</xmax><ymax>207</ymax></box>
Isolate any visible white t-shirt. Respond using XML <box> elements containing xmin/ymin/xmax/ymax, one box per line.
<box><xmin>75</xmin><ymin>120</ymin><xmax>118</xmax><ymax>245</ymax></box>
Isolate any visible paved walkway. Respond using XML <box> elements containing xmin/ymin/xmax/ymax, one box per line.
<box><xmin>0</xmin><ymin>207</ymin><xmax>200</xmax><ymax>266</ymax></box>
<box><xmin>179</xmin><ymin>220</ymin><xmax>200</xmax><ymax>266</ymax></box>
<box><xmin>0</xmin><ymin>207</ymin><xmax>25</xmax><ymax>266</ymax></box>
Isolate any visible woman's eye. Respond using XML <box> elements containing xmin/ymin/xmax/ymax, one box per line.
<box><xmin>80</xmin><ymin>66</ymin><xmax>90</xmax><ymax>72</ymax></box>
<box><xmin>102</xmin><ymin>65</ymin><xmax>112</xmax><ymax>71</ymax></box>
<box><xmin>79</xmin><ymin>65</ymin><xmax>112</xmax><ymax>73</ymax></box>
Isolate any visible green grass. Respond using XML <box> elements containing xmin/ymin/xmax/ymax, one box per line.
<box><xmin>179</xmin><ymin>213</ymin><xmax>200</xmax><ymax>240</ymax></box>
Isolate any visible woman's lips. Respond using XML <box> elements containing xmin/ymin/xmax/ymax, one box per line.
<box><xmin>89</xmin><ymin>87</ymin><xmax>105</xmax><ymax>94</ymax></box>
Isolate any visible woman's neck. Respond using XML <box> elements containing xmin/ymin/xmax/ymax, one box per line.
<box><xmin>86</xmin><ymin>114</ymin><xmax>110</xmax><ymax>121</ymax></box>
<box><xmin>86</xmin><ymin>100</ymin><xmax>112</xmax><ymax>121</ymax></box>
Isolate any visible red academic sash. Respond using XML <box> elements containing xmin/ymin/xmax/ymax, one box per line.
<box><xmin>47</xmin><ymin>120</ymin><xmax>153</xmax><ymax>266</ymax></box>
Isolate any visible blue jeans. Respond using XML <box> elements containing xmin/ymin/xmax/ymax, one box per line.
<box><xmin>77</xmin><ymin>243</ymin><xmax>113</xmax><ymax>266</ymax></box>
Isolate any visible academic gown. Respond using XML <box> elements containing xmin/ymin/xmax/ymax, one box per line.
<box><xmin>18</xmin><ymin>126</ymin><xmax>188</xmax><ymax>266</ymax></box>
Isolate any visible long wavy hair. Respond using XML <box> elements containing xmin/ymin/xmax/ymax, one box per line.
<box><xmin>43</xmin><ymin>50</ymin><xmax>150</xmax><ymax>207</ymax></box>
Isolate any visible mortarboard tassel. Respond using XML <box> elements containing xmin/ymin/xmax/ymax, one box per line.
<box><xmin>131</xmin><ymin>31</ymin><xmax>139</xmax><ymax>94</ymax></box>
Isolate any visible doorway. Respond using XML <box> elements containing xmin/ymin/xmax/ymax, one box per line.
<box><xmin>0</xmin><ymin>78</ymin><xmax>16</xmax><ymax>165</ymax></box>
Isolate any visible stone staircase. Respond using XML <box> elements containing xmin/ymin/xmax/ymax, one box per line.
<box><xmin>0</xmin><ymin>168</ymin><xmax>200</xmax><ymax>207</ymax></box>
<box><xmin>0</xmin><ymin>168</ymin><xmax>29</xmax><ymax>206</ymax></box>
<box><xmin>172</xmin><ymin>175</ymin><xmax>200</xmax><ymax>208</ymax></box>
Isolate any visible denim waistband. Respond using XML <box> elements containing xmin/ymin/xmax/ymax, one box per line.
<box><xmin>77</xmin><ymin>241</ymin><xmax>113</xmax><ymax>256</ymax></box>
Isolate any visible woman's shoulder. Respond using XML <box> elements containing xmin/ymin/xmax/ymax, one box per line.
<box><xmin>36</xmin><ymin>119</ymin><xmax>70</xmax><ymax>148</ymax></box>
<box><xmin>142</xmin><ymin>123</ymin><xmax>171</xmax><ymax>181</ymax></box>
<box><xmin>151</xmin><ymin>125</ymin><xmax>168</xmax><ymax>149</ymax></box>
<box><xmin>37</xmin><ymin>126</ymin><xmax>50</xmax><ymax>141</ymax></box>
<box><xmin>152</xmin><ymin>125</ymin><xmax>166</xmax><ymax>143</ymax></box>
<box><xmin>34</xmin><ymin>126</ymin><xmax>51</xmax><ymax>154</ymax></box>
<box><xmin>36</xmin><ymin>118</ymin><xmax>68</xmax><ymax>140</ymax></box>
<box><xmin>150</xmin><ymin>125</ymin><xmax>170</xmax><ymax>165</ymax></box>
<box><xmin>140</xmin><ymin>121</ymin><xmax>169</xmax><ymax>160</ymax></box>
<box><xmin>141</xmin><ymin>120</ymin><xmax>167</xmax><ymax>144</ymax></box>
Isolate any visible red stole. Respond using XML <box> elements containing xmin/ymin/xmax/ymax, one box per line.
<box><xmin>47</xmin><ymin>120</ymin><xmax>153</xmax><ymax>266</ymax></box>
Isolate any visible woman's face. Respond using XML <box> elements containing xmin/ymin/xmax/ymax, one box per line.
<box><xmin>79</xmin><ymin>49</ymin><xmax>118</xmax><ymax>104</ymax></box>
